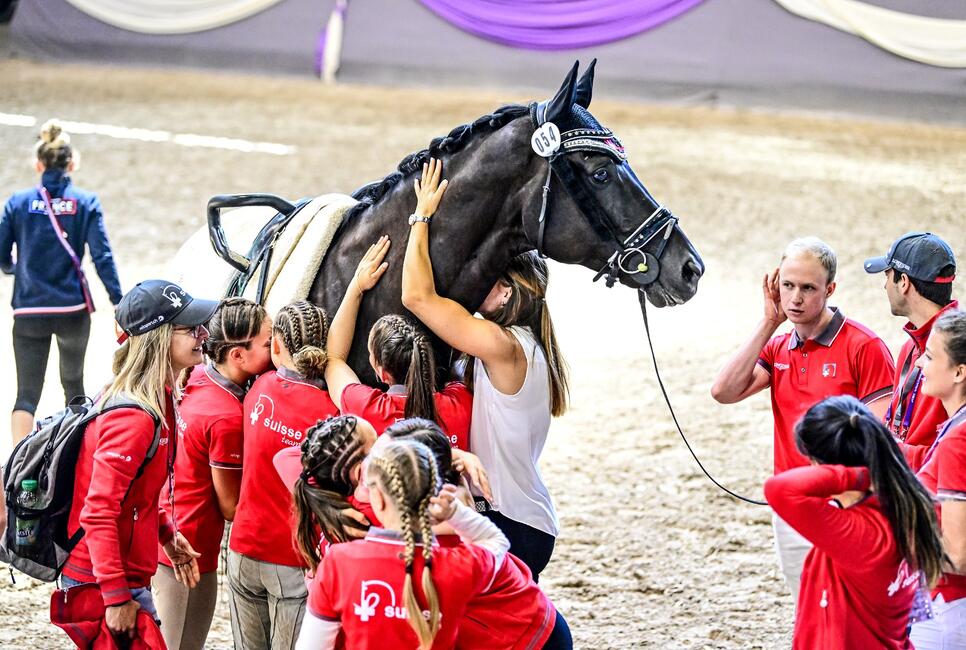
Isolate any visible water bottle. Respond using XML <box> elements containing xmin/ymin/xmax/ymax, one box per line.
<box><xmin>15</xmin><ymin>479</ymin><xmax>40</xmax><ymax>556</ymax></box>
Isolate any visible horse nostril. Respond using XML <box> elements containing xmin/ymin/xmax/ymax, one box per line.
<box><xmin>682</xmin><ymin>259</ymin><xmax>703</xmax><ymax>284</ymax></box>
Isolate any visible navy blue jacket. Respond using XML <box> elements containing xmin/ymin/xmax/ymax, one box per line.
<box><xmin>0</xmin><ymin>170</ymin><xmax>123</xmax><ymax>317</ymax></box>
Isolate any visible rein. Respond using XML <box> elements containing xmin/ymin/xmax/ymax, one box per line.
<box><xmin>638</xmin><ymin>289</ymin><xmax>767</xmax><ymax>506</ymax></box>
<box><xmin>529</xmin><ymin>102</ymin><xmax>679</xmax><ymax>289</ymax></box>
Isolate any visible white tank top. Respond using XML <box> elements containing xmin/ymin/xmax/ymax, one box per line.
<box><xmin>470</xmin><ymin>325</ymin><xmax>559</xmax><ymax>537</ymax></box>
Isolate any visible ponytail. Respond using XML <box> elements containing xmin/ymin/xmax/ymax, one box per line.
<box><xmin>797</xmin><ymin>396</ymin><xmax>947</xmax><ymax>586</ymax></box>
<box><xmin>371</xmin><ymin>315</ymin><xmax>439</xmax><ymax>424</ymax></box>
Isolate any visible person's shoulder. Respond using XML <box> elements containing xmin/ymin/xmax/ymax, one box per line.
<box><xmin>839</xmin><ymin>317</ymin><xmax>886</xmax><ymax>346</ymax></box>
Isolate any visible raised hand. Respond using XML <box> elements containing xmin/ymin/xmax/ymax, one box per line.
<box><xmin>763</xmin><ymin>268</ymin><xmax>786</xmax><ymax>326</ymax></box>
<box><xmin>413</xmin><ymin>158</ymin><xmax>449</xmax><ymax>219</ymax></box>
<box><xmin>352</xmin><ymin>235</ymin><xmax>391</xmax><ymax>295</ymax></box>
<box><xmin>429</xmin><ymin>484</ymin><xmax>460</xmax><ymax>524</ymax></box>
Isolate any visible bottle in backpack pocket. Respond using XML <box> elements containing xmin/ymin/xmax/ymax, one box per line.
<box><xmin>15</xmin><ymin>479</ymin><xmax>40</xmax><ymax>557</ymax></box>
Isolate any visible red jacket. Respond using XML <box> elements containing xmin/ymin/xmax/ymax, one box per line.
<box><xmin>765</xmin><ymin>465</ymin><xmax>916</xmax><ymax>650</ymax></box>
<box><xmin>62</xmin><ymin>399</ymin><xmax>176</xmax><ymax>607</ymax></box>
<box><xmin>893</xmin><ymin>300</ymin><xmax>959</xmax><ymax>471</ymax></box>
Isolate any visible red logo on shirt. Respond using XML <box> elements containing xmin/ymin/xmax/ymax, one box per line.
<box><xmin>353</xmin><ymin>580</ymin><xmax>432</xmax><ymax>622</ymax></box>
<box><xmin>822</xmin><ymin>363</ymin><xmax>837</xmax><ymax>378</ymax></box>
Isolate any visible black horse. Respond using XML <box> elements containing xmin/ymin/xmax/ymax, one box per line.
<box><xmin>299</xmin><ymin>61</ymin><xmax>704</xmax><ymax>385</ymax></box>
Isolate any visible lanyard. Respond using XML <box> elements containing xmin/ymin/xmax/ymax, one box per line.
<box><xmin>886</xmin><ymin>350</ymin><xmax>922</xmax><ymax>439</ymax></box>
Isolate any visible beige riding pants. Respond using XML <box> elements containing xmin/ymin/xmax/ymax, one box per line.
<box><xmin>226</xmin><ymin>550</ymin><xmax>307</xmax><ymax>650</ymax></box>
<box><xmin>152</xmin><ymin>564</ymin><xmax>219</xmax><ymax>650</ymax></box>
<box><xmin>772</xmin><ymin>511</ymin><xmax>813</xmax><ymax>611</ymax></box>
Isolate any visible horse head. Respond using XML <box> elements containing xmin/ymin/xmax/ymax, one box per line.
<box><xmin>520</xmin><ymin>60</ymin><xmax>705</xmax><ymax>307</ymax></box>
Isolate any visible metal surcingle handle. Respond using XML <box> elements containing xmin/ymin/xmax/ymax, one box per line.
<box><xmin>207</xmin><ymin>194</ymin><xmax>297</xmax><ymax>273</ymax></box>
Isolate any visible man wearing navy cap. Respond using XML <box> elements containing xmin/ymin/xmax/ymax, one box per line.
<box><xmin>865</xmin><ymin>232</ymin><xmax>958</xmax><ymax>471</ymax></box>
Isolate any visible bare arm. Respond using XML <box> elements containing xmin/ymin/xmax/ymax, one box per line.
<box><xmin>710</xmin><ymin>270</ymin><xmax>783</xmax><ymax>403</ymax></box>
<box><xmin>401</xmin><ymin>159</ymin><xmax>517</xmax><ymax>366</ymax></box>
<box><xmin>942</xmin><ymin>500</ymin><xmax>966</xmax><ymax>574</ymax></box>
<box><xmin>324</xmin><ymin>236</ymin><xmax>389</xmax><ymax>409</ymax></box>
<box><xmin>211</xmin><ymin>467</ymin><xmax>242</xmax><ymax>521</ymax></box>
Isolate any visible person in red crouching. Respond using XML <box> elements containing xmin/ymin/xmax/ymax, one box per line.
<box><xmin>765</xmin><ymin>395</ymin><xmax>946</xmax><ymax>650</ymax></box>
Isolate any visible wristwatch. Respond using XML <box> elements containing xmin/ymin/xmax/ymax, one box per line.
<box><xmin>408</xmin><ymin>214</ymin><xmax>432</xmax><ymax>226</ymax></box>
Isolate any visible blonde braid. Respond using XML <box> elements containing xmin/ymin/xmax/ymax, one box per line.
<box><xmin>418</xmin><ymin>454</ymin><xmax>441</xmax><ymax>638</ymax></box>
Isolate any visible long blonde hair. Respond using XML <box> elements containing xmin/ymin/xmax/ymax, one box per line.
<box><xmin>367</xmin><ymin>440</ymin><xmax>441</xmax><ymax>649</ymax></box>
<box><xmin>102</xmin><ymin>324</ymin><xmax>175</xmax><ymax>418</ymax></box>
<box><xmin>466</xmin><ymin>251</ymin><xmax>569</xmax><ymax>416</ymax></box>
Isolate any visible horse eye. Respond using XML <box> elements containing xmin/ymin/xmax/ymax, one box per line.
<box><xmin>592</xmin><ymin>168</ymin><xmax>610</xmax><ymax>184</ymax></box>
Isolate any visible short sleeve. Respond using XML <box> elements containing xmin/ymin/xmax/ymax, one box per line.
<box><xmin>937</xmin><ymin>428</ymin><xmax>966</xmax><ymax>501</ymax></box>
<box><xmin>307</xmin><ymin>553</ymin><xmax>341</xmax><ymax>620</ymax></box>
<box><xmin>853</xmin><ymin>338</ymin><xmax>895</xmax><ymax>404</ymax></box>
<box><xmin>209</xmin><ymin>413</ymin><xmax>244</xmax><ymax>469</ymax></box>
<box><xmin>340</xmin><ymin>384</ymin><xmax>393</xmax><ymax>431</ymax></box>
<box><xmin>757</xmin><ymin>336</ymin><xmax>780</xmax><ymax>374</ymax></box>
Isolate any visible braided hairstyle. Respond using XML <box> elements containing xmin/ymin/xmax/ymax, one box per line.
<box><xmin>35</xmin><ymin>119</ymin><xmax>73</xmax><ymax>171</ymax></box>
<box><xmin>796</xmin><ymin>395</ymin><xmax>947</xmax><ymax>587</ymax></box>
<box><xmin>293</xmin><ymin>415</ymin><xmax>370</xmax><ymax>569</ymax></box>
<box><xmin>367</xmin><ymin>440</ymin><xmax>442</xmax><ymax>650</ymax></box>
<box><xmin>384</xmin><ymin>418</ymin><xmax>459</xmax><ymax>485</ymax></box>
<box><xmin>370</xmin><ymin>315</ymin><xmax>439</xmax><ymax>423</ymax></box>
<box><xmin>274</xmin><ymin>300</ymin><xmax>329</xmax><ymax>380</ymax></box>
<box><xmin>204</xmin><ymin>298</ymin><xmax>268</xmax><ymax>364</ymax></box>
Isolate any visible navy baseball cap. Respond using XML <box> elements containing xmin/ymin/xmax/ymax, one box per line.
<box><xmin>863</xmin><ymin>232</ymin><xmax>956</xmax><ymax>283</ymax></box>
<box><xmin>115</xmin><ymin>279</ymin><xmax>219</xmax><ymax>343</ymax></box>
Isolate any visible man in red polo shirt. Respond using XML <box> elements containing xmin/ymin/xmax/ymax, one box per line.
<box><xmin>864</xmin><ymin>231</ymin><xmax>958</xmax><ymax>471</ymax></box>
<box><xmin>711</xmin><ymin>236</ymin><xmax>894</xmax><ymax>605</ymax></box>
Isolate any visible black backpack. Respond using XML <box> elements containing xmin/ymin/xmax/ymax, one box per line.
<box><xmin>0</xmin><ymin>394</ymin><xmax>161</xmax><ymax>581</ymax></box>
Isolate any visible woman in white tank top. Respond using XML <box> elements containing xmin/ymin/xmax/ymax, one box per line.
<box><xmin>400</xmin><ymin>159</ymin><xmax>570</xmax><ymax>580</ymax></box>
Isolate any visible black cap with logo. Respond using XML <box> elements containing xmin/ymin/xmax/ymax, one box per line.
<box><xmin>115</xmin><ymin>280</ymin><xmax>219</xmax><ymax>343</ymax></box>
<box><xmin>863</xmin><ymin>232</ymin><xmax>956</xmax><ymax>283</ymax></box>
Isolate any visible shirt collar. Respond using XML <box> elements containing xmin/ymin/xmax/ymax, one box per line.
<box><xmin>204</xmin><ymin>363</ymin><xmax>246</xmax><ymax>401</ymax></box>
<box><xmin>386</xmin><ymin>384</ymin><xmax>407</xmax><ymax>396</ymax></box>
<box><xmin>904</xmin><ymin>300</ymin><xmax>959</xmax><ymax>353</ymax></box>
<box><xmin>277</xmin><ymin>366</ymin><xmax>328</xmax><ymax>390</ymax></box>
<box><xmin>789</xmin><ymin>307</ymin><xmax>845</xmax><ymax>350</ymax></box>
<box><xmin>365</xmin><ymin>527</ymin><xmax>436</xmax><ymax>545</ymax></box>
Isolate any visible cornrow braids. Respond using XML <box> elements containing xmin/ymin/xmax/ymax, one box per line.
<box><xmin>204</xmin><ymin>298</ymin><xmax>267</xmax><ymax>364</ymax></box>
<box><xmin>274</xmin><ymin>300</ymin><xmax>329</xmax><ymax>380</ymax></box>
<box><xmin>371</xmin><ymin>314</ymin><xmax>440</xmax><ymax>423</ymax></box>
<box><xmin>293</xmin><ymin>416</ymin><xmax>369</xmax><ymax>568</ymax></box>
<box><xmin>367</xmin><ymin>440</ymin><xmax>441</xmax><ymax>649</ymax></box>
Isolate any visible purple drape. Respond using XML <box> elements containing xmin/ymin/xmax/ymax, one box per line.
<box><xmin>416</xmin><ymin>0</ymin><xmax>707</xmax><ymax>50</ymax></box>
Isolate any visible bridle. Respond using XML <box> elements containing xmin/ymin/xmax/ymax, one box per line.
<box><xmin>529</xmin><ymin>102</ymin><xmax>679</xmax><ymax>289</ymax></box>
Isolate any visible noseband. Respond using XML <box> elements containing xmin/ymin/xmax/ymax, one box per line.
<box><xmin>529</xmin><ymin>102</ymin><xmax>679</xmax><ymax>289</ymax></box>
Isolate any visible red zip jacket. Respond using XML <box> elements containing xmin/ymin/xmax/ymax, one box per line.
<box><xmin>893</xmin><ymin>300</ymin><xmax>959</xmax><ymax>471</ymax></box>
<box><xmin>765</xmin><ymin>465</ymin><xmax>917</xmax><ymax>650</ymax></box>
<box><xmin>62</xmin><ymin>398</ymin><xmax>176</xmax><ymax>607</ymax></box>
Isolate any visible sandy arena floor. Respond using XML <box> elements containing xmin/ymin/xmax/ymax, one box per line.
<box><xmin>0</xmin><ymin>58</ymin><xmax>964</xmax><ymax>649</ymax></box>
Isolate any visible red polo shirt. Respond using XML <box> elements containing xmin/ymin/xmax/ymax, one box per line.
<box><xmin>307</xmin><ymin>528</ymin><xmax>496</xmax><ymax>650</ymax></box>
<box><xmin>916</xmin><ymin>408</ymin><xmax>966</xmax><ymax>603</ymax></box>
<box><xmin>230</xmin><ymin>368</ymin><xmax>338</xmax><ymax>567</ymax></box>
<box><xmin>158</xmin><ymin>364</ymin><xmax>244</xmax><ymax>575</ymax></box>
<box><xmin>340</xmin><ymin>381</ymin><xmax>472</xmax><ymax>450</ymax></box>
<box><xmin>757</xmin><ymin>308</ymin><xmax>894</xmax><ymax>474</ymax></box>
<box><xmin>891</xmin><ymin>300</ymin><xmax>959</xmax><ymax>471</ymax></box>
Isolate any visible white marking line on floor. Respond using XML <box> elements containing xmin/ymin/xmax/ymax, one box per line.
<box><xmin>0</xmin><ymin>112</ymin><xmax>296</xmax><ymax>156</ymax></box>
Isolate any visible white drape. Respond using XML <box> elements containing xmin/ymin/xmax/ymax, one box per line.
<box><xmin>774</xmin><ymin>0</ymin><xmax>966</xmax><ymax>68</ymax></box>
<box><xmin>63</xmin><ymin>0</ymin><xmax>285</xmax><ymax>34</ymax></box>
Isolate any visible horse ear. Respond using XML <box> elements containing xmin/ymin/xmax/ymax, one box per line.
<box><xmin>574</xmin><ymin>58</ymin><xmax>596</xmax><ymax>109</ymax></box>
<box><xmin>544</xmin><ymin>61</ymin><xmax>580</xmax><ymax>124</ymax></box>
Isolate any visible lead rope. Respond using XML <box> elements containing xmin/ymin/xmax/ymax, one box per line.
<box><xmin>638</xmin><ymin>290</ymin><xmax>767</xmax><ymax>506</ymax></box>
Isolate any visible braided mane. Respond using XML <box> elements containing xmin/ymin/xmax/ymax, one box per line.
<box><xmin>347</xmin><ymin>104</ymin><xmax>530</xmax><ymax>221</ymax></box>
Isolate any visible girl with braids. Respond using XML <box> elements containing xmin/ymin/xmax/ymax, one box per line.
<box><xmin>402</xmin><ymin>159</ymin><xmax>569</xmax><ymax>580</ymax></box>
<box><xmin>228</xmin><ymin>299</ymin><xmax>338</xmax><ymax>650</ymax></box>
<box><xmin>61</xmin><ymin>280</ymin><xmax>217</xmax><ymax>637</ymax></box>
<box><xmin>764</xmin><ymin>395</ymin><xmax>946</xmax><ymax>650</ymax></box>
<box><xmin>911</xmin><ymin>309</ymin><xmax>966</xmax><ymax>649</ymax></box>
<box><xmin>152</xmin><ymin>297</ymin><xmax>272</xmax><ymax>650</ymax></box>
<box><xmin>383</xmin><ymin>419</ymin><xmax>573</xmax><ymax>650</ymax></box>
<box><xmin>1</xmin><ymin>119</ymin><xmax>123</xmax><ymax>444</ymax></box>
<box><xmin>295</xmin><ymin>439</ymin><xmax>509</xmax><ymax>650</ymax></box>
<box><xmin>325</xmin><ymin>236</ymin><xmax>473</xmax><ymax>450</ymax></box>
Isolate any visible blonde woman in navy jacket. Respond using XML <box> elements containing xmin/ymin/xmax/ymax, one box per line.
<box><xmin>0</xmin><ymin>119</ymin><xmax>122</xmax><ymax>443</ymax></box>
